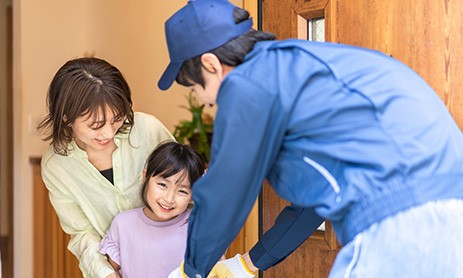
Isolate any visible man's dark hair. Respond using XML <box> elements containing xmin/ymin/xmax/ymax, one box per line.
<box><xmin>176</xmin><ymin>7</ymin><xmax>276</xmax><ymax>88</ymax></box>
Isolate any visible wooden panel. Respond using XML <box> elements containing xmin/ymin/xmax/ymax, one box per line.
<box><xmin>31</xmin><ymin>158</ymin><xmax>82</xmax><ymax>278</ymax></box>
<box><xmin>226</xmin><ymin>201</ymin><xmax>259</xmax><ymax>259</ymax></box>
<box><xmin>226</xmin><ymin>231</ymin><xmax>246</xmax><ymax>259</ymax></box>
<box><xmin>261</xmin><ymin>183</ymin><xmax>339</xmax><ymax>278</ymax></box>
<box><xmin>33</xmin><ymin>157</ymin><xmax>46</xmax><ymax>276</ymax></box>
<box><xmin>335</xmin><ymin>0</ymin><xmax>463</xmax><ymax>129</ymax></box>
<box><xmin>262</xmin><ymin>0</ymin><xmax>293</xmax><ymax>39</ymax></box>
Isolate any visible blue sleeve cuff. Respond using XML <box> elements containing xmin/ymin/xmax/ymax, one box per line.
<box><xmin>249</xmin><ymin>240</ymin><xmax>284</xmax><ymax>270</ymax></box>
<box><xmin>248</xmin><ymin>206</ymin><xmax>324</xmax><ymax>270</ymax></box>
<box><xmin>184</xmin><ymin>260</ymin><xmax>204</xmax><ymax>278</ymax></box>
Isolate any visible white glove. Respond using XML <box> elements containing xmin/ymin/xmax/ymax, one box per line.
<box><xmin>168</xmin><ymin>262</ymin><xmax>187</xmax><ymax>278</ymax></box>
<box><xmin>208</xmin><ymin>254</ymin><xmax>255</xmax><ymax>278</ymax></box>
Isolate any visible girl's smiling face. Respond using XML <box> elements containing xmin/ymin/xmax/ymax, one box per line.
<box><xmin>143</xmin><ymin>169</ymin><xmax>192</xmax><ymax>222</ymax></box>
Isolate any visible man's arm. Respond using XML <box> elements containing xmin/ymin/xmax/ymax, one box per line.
<box><xmin>206</xmin><ymin>205</ymin><xmax>323</xmax><ymax>276</ymax></box>
<box><xmin>183</xmin><ymin>76</ymin><xmax>288</xmax><ymax>277</ymax></box>
<box><xmin>249</xmin><ymin>205</ymin><xmax>323</xmax><ymax>270</ymax></box>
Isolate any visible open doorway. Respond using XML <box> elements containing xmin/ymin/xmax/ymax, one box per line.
<box><xmin>0</xmin><ymin>0</ymin><xmax>14</xmax><ymax>277</ymax></box>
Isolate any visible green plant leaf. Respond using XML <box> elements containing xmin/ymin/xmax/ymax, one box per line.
<box><xmin>173</xmin><ymin>91</ymin><xmax>213</xmax><ymax>161</ymax></box>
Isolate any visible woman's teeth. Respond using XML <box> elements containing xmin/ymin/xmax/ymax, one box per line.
<box><xmin>97</xmin><ymin>139</ymin><xmax>110</xmax><ymax>144</ymax></box>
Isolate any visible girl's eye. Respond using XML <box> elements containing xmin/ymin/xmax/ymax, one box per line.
<box><xmin>179</xmin><ymin>189</ymin><xmax>190</xmax><ymax>195</ymax></box>
<box><xmin>157</xmin><ymin>183</ymin><xmax>167</xmax><ymax>188</ymax></box>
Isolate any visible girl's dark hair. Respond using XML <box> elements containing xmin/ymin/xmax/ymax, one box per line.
<box><xmin>37</xmin><ymin>57</ymin><xmax>134</xmax><ymax>155</ymax></box>
<box><xmin>176</xmin><ymin>7</ymin><xmax>276</xmax><ymax>87</ymax></box>
<box><xmin>141</xmin><ymin>142</ymin><xmax>206</xmax><ymax>209</ymax></box>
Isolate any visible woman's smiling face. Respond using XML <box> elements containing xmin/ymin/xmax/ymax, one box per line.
<box><xmin>70</xmin><ymin>105</ymin><xmax>125</xmax><ymax>152</ymax></box>
<box><xmin>143</xmin><ymin>169</ymin><xmax>192</xmax><ymax>222</ymax></box>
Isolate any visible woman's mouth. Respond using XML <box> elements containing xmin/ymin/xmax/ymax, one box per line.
<box><xmin>96</xmin><ymin>139</ymin><xmax>111</xmax><ymax>145</ymax></box>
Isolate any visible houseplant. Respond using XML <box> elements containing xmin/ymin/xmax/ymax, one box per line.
<box><xmin>173</xmin><ymin>91</ymin><xmax>213</xmax><ymax>162</ymax></box>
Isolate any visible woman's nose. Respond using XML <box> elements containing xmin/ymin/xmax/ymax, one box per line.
<box><xmin>100</xmin><ymin>123</ymin><xmax>115</xmax><ymax>138</ymax></box>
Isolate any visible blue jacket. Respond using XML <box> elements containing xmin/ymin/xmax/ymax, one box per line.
<box><xmin>183</xmin><ymin>40</ymin><xmax>463</xmax><ymax>277</ymax></box>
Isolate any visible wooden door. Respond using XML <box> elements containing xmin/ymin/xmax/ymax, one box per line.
<box><xmin>333</xmin><ymin>0</ymin><xmax>463</xmax><ymax>127</ymax></box>
<box><xmin>261</xmin><ymin>183</ymin><xmax>340</xmax><ymax>278</ymax></box>
<box><xmin>260</xmin><ymin>0</ymin><xmax>463</xmax><ymax>277</ymax></box>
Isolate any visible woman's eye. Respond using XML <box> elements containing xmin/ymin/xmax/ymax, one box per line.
<box><xmin>89</xmin><ymin>125</ymin><xmax>102</xmax><ymax>130</ymax></box>
<box><xmin>112</xmin><ymin>116</ymin><xmax>123</xmax><ymax>125</ymax></box>
<box><xmin>89</xmin><ymin>121</ymin><xmax>105</xmax><ymax>130</ymax></box>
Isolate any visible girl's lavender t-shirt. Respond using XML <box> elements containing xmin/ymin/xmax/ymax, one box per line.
<box><xmin>100</xmin><ymin>207</ymin><xmax>191</xmax><ymax>278</ymax></box>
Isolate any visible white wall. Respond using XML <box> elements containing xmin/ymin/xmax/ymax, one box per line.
<box><xmin>13</xmin><ymin>0</ymin><xmax>219</xmax><ymax>277</ymax></box>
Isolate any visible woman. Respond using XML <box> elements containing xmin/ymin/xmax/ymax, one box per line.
<box><xmin>39</xmin><ymin>57</ymin><xmax>174</xmax><ymax>277</ymax></box>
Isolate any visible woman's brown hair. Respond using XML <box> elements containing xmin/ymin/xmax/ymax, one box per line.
<box><xmin>38</xmin><ymin>57</ymin><xmax>134</xmax><ymax>155</ymax></box>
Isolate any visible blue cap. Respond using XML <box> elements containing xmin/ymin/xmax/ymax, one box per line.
<box><xmin>157</xmin><ymin>0</ymin><xmax>253</xmax><ymax>91</ymax></box>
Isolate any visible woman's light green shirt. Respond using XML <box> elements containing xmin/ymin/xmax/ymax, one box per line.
<box><xmin>41</xmin><ymin>112</ymin><xmax>174</xmax><ymax>277</ymax></box>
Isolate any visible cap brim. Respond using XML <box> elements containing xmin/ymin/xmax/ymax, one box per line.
<box><xmin>158</xmin><ymin>62</ymin><xmax>182</xmax><ymax>91</ymax></box>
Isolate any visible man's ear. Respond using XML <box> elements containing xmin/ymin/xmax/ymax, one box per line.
<box><xmin>200</xmin><ymin>53</ymin><xmax>223</xmax><ymax>78</ymax></box>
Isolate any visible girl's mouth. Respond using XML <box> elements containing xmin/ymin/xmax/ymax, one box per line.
<box><xmin>159</xmin><ymin>203</ymin><xmax>174</xmax><ymax>211</ymax></box>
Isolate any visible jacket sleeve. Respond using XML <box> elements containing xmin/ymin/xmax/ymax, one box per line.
<box><xmin>183</xmin><ymin>75</ymin><xmax>288</xmax><ymax>277</ymax></box>
<box><xmin>41</xmin><ymin>161</ymin><xmax>115</xmax><ymax>278</ymax></box>
<box><xmin>249</xmin><ymin>205</ymin><xmax>324</xmax><ymax>270</ymax></box>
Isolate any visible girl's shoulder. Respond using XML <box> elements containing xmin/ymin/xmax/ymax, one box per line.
<box><xmin>112</xmin><ymin>208</ymin><xmax>142</xmax><ymax>225</ymax></box>
<box><xmin>116</xmin><ymin>207</ymin><xmax>141</xmax><ymax>218</ymax></box>
<box><xmin>180</xmin><ymin>208</ymin><xmax>192</xmax><ymax>221</ymax></box>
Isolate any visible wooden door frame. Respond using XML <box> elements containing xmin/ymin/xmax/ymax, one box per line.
<box><xmin>257</xmin><ymin>0</ymin><xmax>339</xmax><ymax>276</ymax></box>
<box><xmin>0</xmin><ymin>4</ymin><xmax>14</xmax><ymax>278</ymax></box>
<box><xmin>290</xmin><ymin>0</ymin><xmax>337</xmax><ymax>42</ymax></box>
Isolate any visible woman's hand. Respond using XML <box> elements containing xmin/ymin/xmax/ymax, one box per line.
<box><xmin>105</xmin><ymin>256</ymin><xmax>122</xmax><ymax>278</ymax></box>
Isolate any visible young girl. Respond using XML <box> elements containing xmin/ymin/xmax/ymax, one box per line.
<box><xmin>38</xmin><ymin>57</ymin><xmax>174</xmax><ymax>278</ymax></box>
<box><xmin>99</xmin><ymin>141</ymin><xmax>206</xmax><ymax>278</ymax></box>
